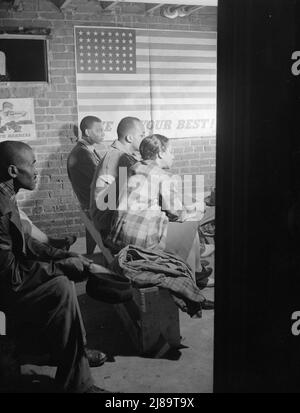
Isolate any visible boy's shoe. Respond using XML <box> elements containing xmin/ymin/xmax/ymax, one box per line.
<box><xmin>85</xmin><ymin>349</ymin><xmax>107</xmax><ymax>367</ymax></box>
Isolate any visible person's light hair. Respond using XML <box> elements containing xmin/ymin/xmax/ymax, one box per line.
<box><xmin>139</xmin><ymin>134</ymin><xmax>169</xmax><ymax>161</ymax></box>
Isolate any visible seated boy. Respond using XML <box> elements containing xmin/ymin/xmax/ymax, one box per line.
<box><xmin>106</xmin><ymin>134</ymin><xmax>214</xmax><ymax>288</ymax></box>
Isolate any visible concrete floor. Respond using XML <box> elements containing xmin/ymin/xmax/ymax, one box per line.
<box><xmin>20</xmin><ymin>238</ymin><xmax>214</xmax><ymax>393</ymax></box>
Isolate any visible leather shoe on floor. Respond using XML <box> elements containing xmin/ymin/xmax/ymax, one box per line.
<box><xmin>84</xmin><ymin>385</ymin><xmax>112</xmax><ymax>393</ymax></box>
<box><xmin>85</xmin><ymin>349</ymin><xmax>107</xmax><ymax>367</ymax></box>
<box><xmin>201</xmin><ymin>299</ymin><xmax>214</xmax><ymax>310</ymax></box>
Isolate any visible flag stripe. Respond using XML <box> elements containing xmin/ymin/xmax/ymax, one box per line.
<box><xmin>136</xmin><ymin>49</ymin><xmax>216</xmax><ymax>57</ymax></box>
<box><xmin>78</xmin><ymin>99</ymin><xmax>216</xmax><ymax>106</ymax></box>
<box><xmin>137</xmin><ymin>61</ymin><xmax>216</xmax><ymax>69</ymax></box>
<box><xmin>78</xmin><ymin>92</ymin><xmax>216</xmax><ymax>100</ymax></box>
<box><xmin>77</xmin><ymin>79</ymin><xmax>216</xmax><ymax>87</ymax></box>
<box><xmin>77</xmin><ymin>86</ymin><xmax>216</xmax><ymax>93</ymax></box>
<box><xmin>136</xmin><ymin>68</ymin><xmax>216</xmax><ymax>75</ymax></box>
<box><xmin>136</xmin><ymin>55</ymin><xmax>217</xmax><ymax>63</ymax></box>
<box><xmin>81</xmin><ymin>109</ymin><xmax>216</xmax><ymax>118</ymax></box>
<box><xmin>135</xmin><ymin>29</ymin><xmax>217</xmax><ymax>40</ymax></box>
<box><xmin>79</xmin><ymin>104</ymin><xmax>216</xmax><ymax>112</ymax></box>
<box><xmin>77</xmin><ymin>73</ymin><xmax>215</xmax><ymax>81</ymax></box>
<box><xmin>137</xmin><ymin>35</ymin><xmax>216</xmax><ymax>46</ymax></box>
<box><xmin>136</xmin><ymin>42</ymin><xmax>216</xmax><ymax>52</ymax></box>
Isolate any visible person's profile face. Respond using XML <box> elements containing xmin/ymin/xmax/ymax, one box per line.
<box><xmin>87</xmin><ymin>121</ymin><xmax>105</xmax><ymax>144</ymax></box>
<box><xmin>132</xmin><ymin>122</ymin><xmax>146</xmax><ymax>151</ymax></box>
<box><xmin>14</xmin><ymin>149</ymin><xmax>38</xmax><ymax>191</ymax></box>
<box><xmin>160</xmin><ymin>144</ymin><xmax>174</xmax><ymax>169</ymax></box>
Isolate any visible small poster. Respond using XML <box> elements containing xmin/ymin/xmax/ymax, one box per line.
<box><xmin>0</xmin><ymin>98</ymin><xmax>36</xmax><ymax>141</ymax></box>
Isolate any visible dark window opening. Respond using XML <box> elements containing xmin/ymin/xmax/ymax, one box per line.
<box><xmin>0</xmin><ymin>38</ymin><xmax>48</xmax><ymax>82</ymax></box>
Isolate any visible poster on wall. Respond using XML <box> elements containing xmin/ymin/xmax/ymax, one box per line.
<box><xmin>74</xmin><ymin>26</ymin><xmax>217</xmax><ymax>140</ymax></box>
<box><xmin>0</xmin><ymin>98</ymin><xmax>36</xmax><ymax>141</ymax></box>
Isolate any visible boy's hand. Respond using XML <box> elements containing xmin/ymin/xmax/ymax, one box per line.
<box><xmin>66</xmin><ymin>252</ymin><xmax>93</xmax><ymax>268</ymax></box>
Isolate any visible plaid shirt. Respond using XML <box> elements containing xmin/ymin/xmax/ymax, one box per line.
<box><xmin>107</xmin><ymin>160</ymin><xmax>187</xmax><ymax>251</ymax></box>
<box><xmin>0</xmin><ymin>179</ymin><xmax>15</xmax><ymax>202</ymax></box>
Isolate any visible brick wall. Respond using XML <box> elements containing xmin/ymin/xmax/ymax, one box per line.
<box><xmin>0</xmin><ymin>0</ymin><xmax>217</xmax><ymax>238</ymax></box>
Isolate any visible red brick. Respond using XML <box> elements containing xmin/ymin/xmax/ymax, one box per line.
<box><xmin>35</xmin><ymin>108</ymin><xmax>46</xmax><ymax>115</ymax></box>
<box><xmin>50</xmin><ymin>44</ymin><xmax>67</xmax><ymax>53</ymax></box>
<box><xmin>204</xmin><ymin>145</ymin><xmax>216</xmax><ymax>152</ymax></box>
<box><xmin>51</xmin><ymin>76</ymin><xmax>67</xmax><ymax>84</ymax></box>
<box><xmin>53</xmin><ymin>52</ymin><xmax>74</xmax><ymax>60</ymax></box>
<box><xmin>38</xmin><ymin>12</ymin><xmax>64</xmax><ymax>20</ymax></box>
<box><xmin>36</xmin><ymin>124</ymin><xmax>48</xmax><ymax>131</ymax></box>
<box><xmin>37</xmin><ymin>99</ymin><xmax>50</xmax><ymax>107</ymax></box>
<box><xmin>200</xmin><ymin>152</ymin><xmax>215</xmax><ymax>160</ymax></box>
<box><xmin>47</xmin><ymin>107</ymin><xmax>69</xmax><ymax>114</ymax></box>
<box><xmin>54</xmin><ymin>84</ymin><xmax>74</xmax><ymax>92</ymax></box>
<box><xmin>50</xmin><ymin>69</ymin><xmax>75</xmax><ymax>76</ymax></box>
<box><xmin>50</xmin><ymin>60</ymin><xmax>70</xmax><ymax>68</ymax></box>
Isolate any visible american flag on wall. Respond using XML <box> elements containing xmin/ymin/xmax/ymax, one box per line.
<box><xmin>74</xmin><ymin>26</ymin><xmax>217</xmax><ymax>140</ymax></box>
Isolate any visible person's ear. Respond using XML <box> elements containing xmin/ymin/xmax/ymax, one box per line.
<box><xmin>7</xmin><ymin>165</ymin><xmax>18</xmax><ymax>179</ymax></box>
<box><xmin>84</xmin><ymin>128</ymin><xmax>90</xmax><ymax>137</ymax></box>
<box><xmin>157</xmin><ymin>150</ymin><xmax>163</xmax><ymax>159</ymax></box>
<box><xmin>125</xmin><ymin>135</ymin><xmax>133</xmax><ymax>143</ymax></box>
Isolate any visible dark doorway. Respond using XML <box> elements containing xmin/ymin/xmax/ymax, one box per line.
<box><xmin>214</xmin><ymin>0</ymin><xmax>300</xmax><ymax>392</ymax></box>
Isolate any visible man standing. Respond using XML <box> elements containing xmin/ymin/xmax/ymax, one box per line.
<box><xmin>90</xmin><ymin>117</ymin><xmax>145</xmax><ymax>235</ymax></box>
<box><xmin>67</xmin><ymin>116</ymin><xmax>104</xmax><ymax>212</ymax></box>
<box><xmin>0</xmin><ymin>141</ymin><xmax>110</xmax><ymax>393</ymax></box>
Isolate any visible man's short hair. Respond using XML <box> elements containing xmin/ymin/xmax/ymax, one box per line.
<box><xmin>0</xmin><ymin>140</ymin><xmax>32</xmax><ymax>179</ymax></box>
<box><xmin>80</xmin><ymin>116</ymin><xmax>102</xmax><ymax>137</ymax></box>
<box><xmin>139</xmin><ymin>134</ymin><xmax>169</xmax><ymax>161</ymax></box>
<box><xmin>117</xmin><ymin>117</ymin><xmax>141</xmax><ymax>140</ymax></box>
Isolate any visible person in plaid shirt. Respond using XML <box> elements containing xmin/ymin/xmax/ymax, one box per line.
<box><xmin>107</xmin><ymin>134</ymin><xmax>213</xmax><ymax>288</ymax></box>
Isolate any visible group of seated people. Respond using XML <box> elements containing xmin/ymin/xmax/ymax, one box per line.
<box><xmin>0</xmin><ymin>115</ymin><xmax>215</xmax><ymax>393</ymax></box>
<box><xmin>68</xmin><ymin>115</ymin><xmax>215</xmax><ymax>287</ymax></box>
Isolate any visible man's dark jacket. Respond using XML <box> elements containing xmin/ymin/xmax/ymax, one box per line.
<box><xmin>67</xmin><ymin>141</ymin><xmax>101</xmax><ymax>211</ymax></box>
<box><xmin>0</xmin><ymin>181</ymin><xmax>86</xmax><ymax>310</ymax></box>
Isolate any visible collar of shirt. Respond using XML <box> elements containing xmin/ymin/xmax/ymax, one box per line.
<box><xmin>78</xmin><ymin>138</ymin><xmax>96</xmax><ymax>154</ymax></box>
<box><xmin>111</xmin><ymin>140</ymin><xmax>141</xmax><ymax>161</ymax></box>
